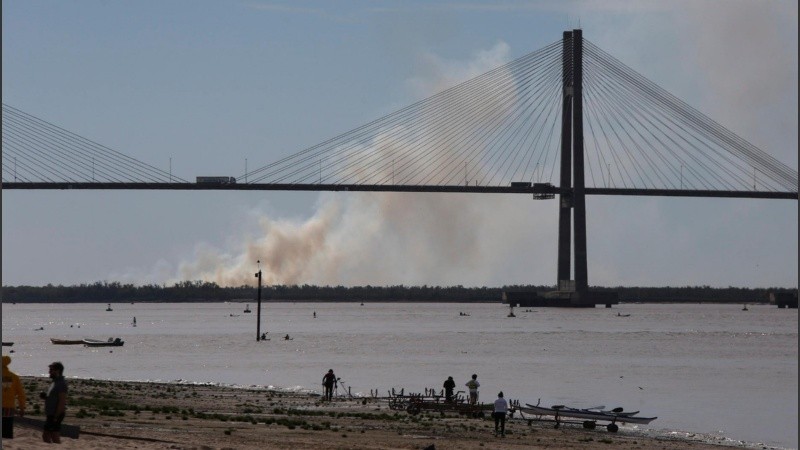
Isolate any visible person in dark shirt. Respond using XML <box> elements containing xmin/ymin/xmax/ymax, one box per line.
<box><xmin>322</xmin><ymin>369</ymin><xmax>337</xmax><ymax>401</ymax></box>
<box><xmin>443</xmin><ymin>376</ymin><xmax>456</xmax><ymax>402</ymax></box>
<box><xmin>41</xmin><ymin>361</ymin><xmax>68</xmax><ymax>443</ymax></box>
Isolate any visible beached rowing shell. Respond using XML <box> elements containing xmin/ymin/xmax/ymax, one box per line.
<box><xmin>522</xmin><ymin>403</ymin><xmax>657</xmax><ymax>424</ymax></box>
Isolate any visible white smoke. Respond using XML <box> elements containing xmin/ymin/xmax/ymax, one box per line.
<box><xmin>587</xmin><ymin>0</ymin><xmax>797</xmax><ymax>165</ymax></box>
<box><xmin>576</xmin><ymin>0</ymin><xmax>798</xmax><ymax>288</ymax></box>
<box><xmin>678</xmin><ymin>1</ymin><xmax>798</xmax><ymax>165</ymax></box>
<box><xmin>173</xmin><ymin>3</ymin><xmax>796</xmax><ymax>289</ymax></box>
<box><xmin>174</xmin><ymin>42</ymin><xmax>556</xmax><ymax>287</ymax></box>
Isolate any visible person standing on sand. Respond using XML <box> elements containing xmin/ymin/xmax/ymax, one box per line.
<box><xmin>2</xmin><ymin>355</ymin><xmax>26</xmax><ymax>439</ymax></box>
<box><xmin>465</xmin><ymin>374</ymin><xmax>480</xmax><ymax>405</ymax></box>
<box><xmin>41</xmin><ymin>361</ymin><xmax>68</xmax><ymax>443</ymax></box>
<box><xmin>322</xmin><ymin>369</ymin><xmax>337</xmax><ymax>401</ymax></box>
<box><xmin>443</xmin><ymin>376</ymin><xmax>456</xmax><ymax>402</ymax></box>
<box><xmin>493</xmin><ymin>391</ymin><xmax>508</xmax><ymax>437</ymax></box>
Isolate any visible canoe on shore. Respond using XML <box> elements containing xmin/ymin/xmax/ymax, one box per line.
<box><xmin>50</xmin><ymin>338</ymin><xmax>85</xmax><ymax>345</ymax></box>
<box><xmin>519</xmin><ymin>403</ymin><xmax>657</xmax><ymax>424</ymax></box>
<box><xmin>83</xmin><ymin>337</ymin><xmax>124</xmax><ymax>347</ymax></box>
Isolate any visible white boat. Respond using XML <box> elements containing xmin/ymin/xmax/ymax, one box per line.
<box><xmin>514</xmin><ymin>401</ymin><xmax>656</xmax><ymax>432</ymax></box>
<box><xmin>83</xmin><ymin>337</ymin><xmax>124</xmax><ymax>347</ymax></box>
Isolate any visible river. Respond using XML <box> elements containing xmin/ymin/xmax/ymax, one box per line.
<box><xmin>2</xmin><ymin>302</ymin><xmax>796</xmax><ymax>449</ymax></box>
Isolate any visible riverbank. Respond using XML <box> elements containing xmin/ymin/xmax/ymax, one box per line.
<box><xmin>3</xmin><ymin>377</ymin><xmax>748</xmax><ymax>450</ymax></box>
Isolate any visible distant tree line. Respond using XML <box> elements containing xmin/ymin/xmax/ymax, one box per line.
<box><xmin>0</xmin><ymin>281</ymin><xmax>794</xmax><ymax>304</ymax></box>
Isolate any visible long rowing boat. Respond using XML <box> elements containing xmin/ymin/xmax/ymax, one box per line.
<box><xmin>50</xmin><ymin>338</ymin><xmax>85</xmax><ymax>345</ymax></box>
<box><xmin>520</xmin><ymin>403</ymin><xmax>657</xmax><ymax>425</ymax></box>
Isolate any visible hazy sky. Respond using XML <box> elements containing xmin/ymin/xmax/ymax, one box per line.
<box><xmin>2</xmin><ymin>0</ymin><xmax>797</xmax><ymax>288</ymax></box>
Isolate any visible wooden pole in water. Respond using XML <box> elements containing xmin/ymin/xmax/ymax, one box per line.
<box><xmin>255</xmin><ymin>260</ymin><xmax>262</xmax><ymax>341</ymax></box>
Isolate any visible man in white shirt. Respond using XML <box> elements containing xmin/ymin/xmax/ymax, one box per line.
<box><xmin>465</xmin><ymin>374</ymin><xmax>480</xmax><ymax>405</ymax></box>
<box><xmin>493</xmin><ymin>391</ymin><xmax>508</xmax><ymax>436</ymax></box>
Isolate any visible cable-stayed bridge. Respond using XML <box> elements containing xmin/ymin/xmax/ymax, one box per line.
<box><xmin>3</xmin><ymin>30</ymin><xmax>797</xmax><ymax>305</ymax></box>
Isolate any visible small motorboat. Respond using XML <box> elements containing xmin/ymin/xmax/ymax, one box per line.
<box><xmin>2</xmin><ymin>342</ymin><xmax>13</xmax><ymax>347</ymax></box>
<box><xmin>83</xmin><ymin>337</ymin><xmax>124</xmax><ymax>347</ymax></box>
<box><xmin>51</xmin><ymin>338</ymin><xmax>85</xmax><ymax>345</ymax></box>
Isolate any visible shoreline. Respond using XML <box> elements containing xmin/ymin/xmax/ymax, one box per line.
<box><xmin>2</xmin><ymin>376</ymin><xmax>765</xmax><ymax>450</ymax></box>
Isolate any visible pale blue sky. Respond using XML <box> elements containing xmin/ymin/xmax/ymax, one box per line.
<box><xmin>2</xmin><ymin>0</ymin><xmax>797</xmax><ymax>288</ymax></box>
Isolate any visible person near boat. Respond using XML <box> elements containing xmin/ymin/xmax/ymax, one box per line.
<box><xmin>322</xmin><ymin>369</ymin><xmax>337</xmax><ymax>401</ymax></box>
<box><xmin>493</xmin><ymin>391</ymin><xmax>508</xmax><ymax>437</ymax></box>
<box><xmin>443</xmin><ymin>376</ymin><xmax>456</xmax><ymax>402</ymax></box>
<box><xmin>2</xmin><ymin>355</ymin><xmax>26</xmax><ymax>439</ymax></box>
<box><xmin>41</xmin><ymin>361</ymin><xmax>68</xmax><ymax>443</ymax></box>
<box><xmin>465</xmin><ymin>374</ymin><xmax>480</xmax><ymax>405</ymax></box>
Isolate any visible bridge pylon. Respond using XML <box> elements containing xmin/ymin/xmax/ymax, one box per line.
<box><xmin>554</xmin><ymin>29</ymin><xmax>611</xmax><ymax>307</ymax></box>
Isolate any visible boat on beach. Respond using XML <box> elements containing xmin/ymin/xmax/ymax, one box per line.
<box><xmin>83</xmin><ymin>337</ymin><xmax>124</xmax><ymax>347</ymax></box>
<box><xmin>51</xmin><ymin>338</ymin><xmax>85</xmax><ymax>345</ymax></box>
<box><xmin>512</xmin><ymin>400</ymin><xmax>656</xmax><ymax>432</ymax></box>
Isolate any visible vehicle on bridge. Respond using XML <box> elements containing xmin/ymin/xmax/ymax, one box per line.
<box><xmin>196</xmin><ymin>176</ymin><xmax>236</xmax><ymax>184</ymax></box>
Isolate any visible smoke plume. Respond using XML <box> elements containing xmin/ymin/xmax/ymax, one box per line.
<box><xmin>174</xmin><ymin>42</ymin><xmax>555</xmax><ymax>287</ymax></box>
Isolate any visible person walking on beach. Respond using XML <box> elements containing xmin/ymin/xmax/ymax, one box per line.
<box><xmin>322</xmin><ymin>369</ymin><xmax>337</xmax><ymax>401</ymax></box>
<box><xmin>2</xmin><ymin>355</ymin><xmax>26</xmax><ymax>439</ymax></box>
<box><xmin>465</xmin><ymin>374</ymin><xmax>480</xmax><ymax>405</ymax></box>
<box><xmin>41</xmin><ymin>361</ymin><xmax>68</xmax><ymax>443</ymax></box>
<box><xmin>493</xmin><ymin>391</ymin><xmax>508</xmax><ymax>437</ymax></box>
<box><xmin>443</xmin><ymin>376</ymin><xmax>456</xmax><ymax>403</ymax></box>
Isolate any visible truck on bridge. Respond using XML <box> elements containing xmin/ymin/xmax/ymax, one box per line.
<box><xmin>196</xmin><ymin>176</ymin><xmax>236</xmax><ymax>184</ymax></box>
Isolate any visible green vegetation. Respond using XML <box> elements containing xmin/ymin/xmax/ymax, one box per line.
<box><xmin>2</xmin><ymin>281</ymin><xmax>792</xmax><ymax>303</ymax></box>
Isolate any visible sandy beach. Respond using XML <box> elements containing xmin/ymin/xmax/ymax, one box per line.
<box><xmin>0</xmin><ymin>377</ymin><xmax>745</xmax><ymax>450</ymax></box>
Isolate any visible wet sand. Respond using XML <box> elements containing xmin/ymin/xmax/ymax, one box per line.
<box><xmin>3</xmin><ymin>377</ymin><xmax>740</xmax><ymax>450</ymax></box>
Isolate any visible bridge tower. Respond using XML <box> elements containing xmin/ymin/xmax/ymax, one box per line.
<box><xmin>556</xmin><ymin>29</ymin><xmax>592</xmax><ymax>306</ymax></box>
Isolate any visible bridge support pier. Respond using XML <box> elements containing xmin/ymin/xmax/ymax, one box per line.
<box><xmin>555</xmin><ymin>29</ymin><xmax>593</xmax><ymax>306</ymax></box>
